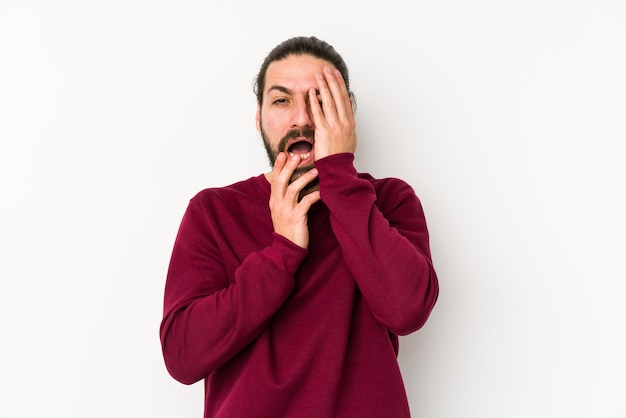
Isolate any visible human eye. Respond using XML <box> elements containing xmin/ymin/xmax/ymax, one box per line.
<box><xmin>272</xmin><ymin>97</ymin><xmax>289</xmax><ymax>105</ymax></box>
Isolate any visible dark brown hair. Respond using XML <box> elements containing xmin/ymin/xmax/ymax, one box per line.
<box><xmin>254</xmin><ymin>36</ymin><xmax>355</xmax><ymax>107</ymax></box>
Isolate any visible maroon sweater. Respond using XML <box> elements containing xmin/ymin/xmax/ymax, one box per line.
<box><xmin>160</xmin><ymin>153</ymin><xmax>438</xmax><ymax>417</ymax></box>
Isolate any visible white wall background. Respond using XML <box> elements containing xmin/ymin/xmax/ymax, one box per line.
<box><xmin>1</xmin><ymin>1</ymin><xmax>624</xmax><ymax>417</ymax></box>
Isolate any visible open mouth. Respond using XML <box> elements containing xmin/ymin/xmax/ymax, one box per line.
<box><xmin>287</xmin><ymin>140</ymin><xmax>313</xmax><ymax>160</ymax></box>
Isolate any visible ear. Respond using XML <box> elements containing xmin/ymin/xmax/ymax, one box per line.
<box><xmin>255</xmin><ymin>102</ymin><xmax>261</xmax><ymax>131</ymax></box>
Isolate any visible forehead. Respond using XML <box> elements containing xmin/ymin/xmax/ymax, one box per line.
<box><xmin>264</xmin><ymin>54</ymin><xmax>335</xmax><ymax>96</ymax></box>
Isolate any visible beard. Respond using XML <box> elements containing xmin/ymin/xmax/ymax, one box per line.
<box><xmin>261</xmin><ymin>126</ymin><xmax>317</xmax><ymax>185</ymax></box>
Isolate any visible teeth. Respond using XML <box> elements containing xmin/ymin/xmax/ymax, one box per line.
<box><xmin>288</xmin><ymin>152</ymin><xmax>310</xmax><ymax>160</ymax></box>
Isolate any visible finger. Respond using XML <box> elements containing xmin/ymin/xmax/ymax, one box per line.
<box><xmin>271</xmin><ymin>152</ymin><xmax>286</xmax><ymax>182</ymax></box>
<box><xmin>292</xmin><ymin>167</ymin><xmax>319</xmax><ymax>189</ymax></box>
<box><xmin>273</xmin><ymin>151</ymin><xmax>287</xmax><ymax>170</ymax></box>
<box><xmin>270</xmin><ymin>152</ymin><xmax>292</xmax><ymax>196</ymax></box>
<box><xmin>322</xmin><ymin>67</ymin><xmax>349</xmax><ymax>118</ymax></box>
<box><xmin>331</xmin><ymin>68</ymin><xmax>353</xmax><ymax>119</ymax></box>
<box><xmin>282</xmin><ymin>152</ymin><xmax>302</xmax><ymax>179</ymax></box>
<box><xmin>273</xmin><ymin>152</ymin><xmax>299</xmax><ymax>184</ymax></box>
<box><xmin>309</xmin><ymin>87</ymin><xmax>325</xmax><ymax>125</ymax></box>
<box><xmin>285</xmin><ymin>167</ymin><xmax>319</xmax><ymax>200</ymax></box>
<box><xmin>322</xmin><ymin>67</ymin><xmax>351</xmax><ymax>123</ymax></box>
<box><xmin>316</xmin><ymin>70</ymin><xmax>338</xmax><ymax>124</ymax></box>
<box><xmin>298</xmin><ymin>190</ymin><xmax>321</xmax><ymax>209</ymax></box>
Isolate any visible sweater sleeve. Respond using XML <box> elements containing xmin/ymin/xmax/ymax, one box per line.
<box><xmin>316</xmin><ymin>153</ymin><xmax>439</xmax><ymax>335</ymax></box>
<box><xmin>159</xmin><ymin>196</ymin><xmax>306</xmax><ymax>384</ymax></box>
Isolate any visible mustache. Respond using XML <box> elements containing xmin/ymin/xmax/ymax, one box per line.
<box><xmin>277</xmin><ymin>128</ymin><xmax>315</xmax><ymax>153</ymax></box>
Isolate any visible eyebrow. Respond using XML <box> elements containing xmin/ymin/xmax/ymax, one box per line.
<box><xmin>266</xmin><ymin>85</ymin><xmax>321</xmax><ymax>97</ymax></box>
<box><xmin>266</xmin><ymin>85</ymin><xmax>292</xmax><ymax>96</ymax></box>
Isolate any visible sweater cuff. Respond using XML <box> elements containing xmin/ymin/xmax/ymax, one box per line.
<box><xmin>260</xmin><ymin>233</ymin><xmax>308</xmax><ymax>277</ymax></box>
<box><xmin>315</xmin><ymin>153</ymin><xmax>357</xmax><ymax>181</ymax></box>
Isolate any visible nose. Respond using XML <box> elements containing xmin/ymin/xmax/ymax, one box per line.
<box><xmin>291</xmin><ymin>96</ymin><xmax>313</xmax><ymax>129</ymax></box>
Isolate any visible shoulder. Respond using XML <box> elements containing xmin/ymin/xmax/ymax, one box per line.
<box><xmin>357</xmin><ymin>173</ymin><xmax>427</xmax><ymax>222</ymax></box>
<box><xmin>174</xmin><ymin>175</ymin><xmax>270</xmax><ymax>236</ymax></box>
<box><xmin>180</xmin><ymin>175</ymin><xmax>269</xmax><ymax>223</ymax></box>
<box><xmin>191</xmin><ymin>175</ymin><xmax>268</xmax><ymax>206</ymax></box>
<box><xmin>357</xmin><ymin>173</ymin><xmax>417</xmax><ymax>201</ymax></box>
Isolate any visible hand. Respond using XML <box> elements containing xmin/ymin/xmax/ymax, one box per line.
<box><xmin>269</xmin><ymin>152</ymin><xmax>321</xmax><ymax>249</ymax></box>
<box><xmin>309</xmin><ymin>66</ymin><xmax>357</xmax><ymax>160</ymax></box>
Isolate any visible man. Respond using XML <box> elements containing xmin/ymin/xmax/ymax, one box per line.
<box><xmin>160</xmin><ymin>36</ymin><xmax>439</xmax><ymax>417</ymax></box>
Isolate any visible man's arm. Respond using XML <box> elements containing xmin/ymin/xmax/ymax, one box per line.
<box><xmin>317</xmin><ymin>154</ymin><xmax>439</xmax><ymax>335</ymax></box>
<box><xmin>160</xmin><ymin>158</ymin><xmax>320</xmax><ymax>385</ymax></box>
<box><xmin>159</xmin><ymin>197</ymin><xmax>305</xmax><ymax>385</ymax></box>
<box><xmin>310</xmin><ymin>66</ymin><xmax>438</xmax><ymax>335</ymax></box>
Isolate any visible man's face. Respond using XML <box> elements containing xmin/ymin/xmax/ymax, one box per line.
<box><xmin>256</xmin><ymin>54</ymin><xmax>335</xmax><ymax>183</ymax></box>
